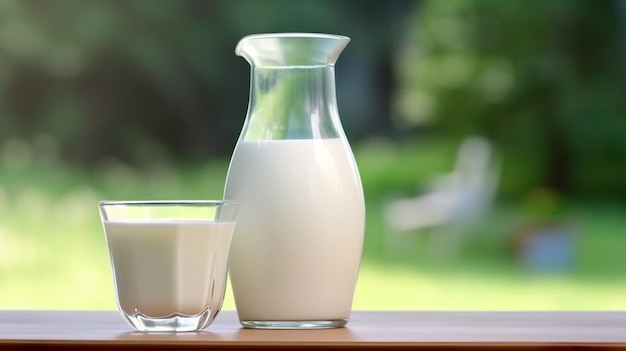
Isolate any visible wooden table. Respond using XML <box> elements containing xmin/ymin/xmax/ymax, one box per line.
<box><xmin>1</xmin><ymin>310</ymin><xmax>625</xmax><ymax>350</ymax></box>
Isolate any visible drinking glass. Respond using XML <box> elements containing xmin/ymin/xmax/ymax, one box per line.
<box><xmin>98</xmin><ymin>200</ymin><xmax>238</xmax><ymax>332</ymax></box>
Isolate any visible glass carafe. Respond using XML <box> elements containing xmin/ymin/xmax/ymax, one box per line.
<box><xmin>224</xmin><ymin>33</ymin><xmax>365</xmax><ymax>329</ymax></box>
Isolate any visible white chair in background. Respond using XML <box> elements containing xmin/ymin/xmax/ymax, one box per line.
<box><xmin>383</xmin><ymin>136</ymin><xmax>500</xmax><ymax>260</ymax></box>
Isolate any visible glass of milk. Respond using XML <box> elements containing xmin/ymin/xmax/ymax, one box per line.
<box><xmin>98</xmin><ymin>200</ymin><xmax>238</xmax><ymax>332</ymax></box>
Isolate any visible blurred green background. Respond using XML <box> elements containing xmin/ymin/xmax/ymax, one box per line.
<box><xmin>1</xmin><ymin>0</ymin><xmax>626</xmax><ymax>310</ymax></box>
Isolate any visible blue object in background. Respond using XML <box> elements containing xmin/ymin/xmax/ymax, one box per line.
<box><xmin>522</xmin><ymin>227</ymin><xmax>574</xmax><ymax>272</ymax></box>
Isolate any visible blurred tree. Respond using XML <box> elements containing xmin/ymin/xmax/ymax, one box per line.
<box><xmin>395</xmin><ymin>0</ymin><xmax>626</xmax><ymax>198</ymax></box>
<box><xmin>0</xmin><ymin>0</ymin><xmax>413</xmax><ymax>165</ymax></box>
<box><xmin>0</xmin><ymin>0</ymin><xmax>246</xmax><ymax>164</ymax></box>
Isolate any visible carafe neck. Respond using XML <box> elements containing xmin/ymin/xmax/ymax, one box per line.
<box><xmin>236</xmin><ymin>33</ymin><xmax>350</xmax><ymax>141</ymax></box>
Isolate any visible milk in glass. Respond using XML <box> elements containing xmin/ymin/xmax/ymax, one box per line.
<box><xmin>104</xmin><ymin>220</ymin><xmax>235</xmax><ymax>318</ymax></box>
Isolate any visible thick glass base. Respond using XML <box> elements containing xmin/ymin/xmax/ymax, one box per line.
<box><xmin>122</xmin><ymin>308</ymin><xmax>213</xmax><ymax>332</ymax></box>
<box><xmin>240</xmin><ymin>319</ymin><xmax>347</xmax><ymax>329</ymax></box>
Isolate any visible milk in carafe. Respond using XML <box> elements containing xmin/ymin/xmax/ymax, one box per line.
<box><xmin>225</xmin><ymin>138</ymin><xmax>364</xmax><ymax>322</ymax></box>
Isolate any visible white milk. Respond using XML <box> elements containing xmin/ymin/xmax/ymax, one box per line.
<box><xmin>224</xmin><ymin>138</ymin><xmax>365</xmax><ymax>321</ymax></box>
<box><xmin>104</xmin><ymin>220</ymin><xmax>235</xmax><ymax>318</ymax></box>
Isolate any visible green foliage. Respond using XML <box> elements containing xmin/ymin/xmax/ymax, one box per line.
<box><xmin>0</xmin><ymin>0</ymin><xmax>409</xmax><ymax>165</ymax></box>
<box><xmin>396</xmin><ymin>0</ymin><xmax>626</xmax><ymax>198</ymax></box>
<box><xmin>3</xmin><ymin>0</ymin><xmax>626</xmax><ymax>313</ymax></box>
<box><xmin>0</xmin><ymin>0</ymin><xmax>246</xmax><ymax>162</ymax></box>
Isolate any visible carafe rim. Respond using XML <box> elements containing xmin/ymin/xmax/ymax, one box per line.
<box><xmin>237</xmin><ymin>32</ymin><xmax>350</xmax><ymax>43</ymax></box>
<box><xmin>235</xmin><ymin>32</ymin><xmax>350</xmax><ymax>67</ymax></box>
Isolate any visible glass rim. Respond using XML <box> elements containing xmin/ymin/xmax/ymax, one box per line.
<box><xmin>98</xmin><ymin>200</ymin><xmax>237</xmax><ymax>207</ymax></box>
